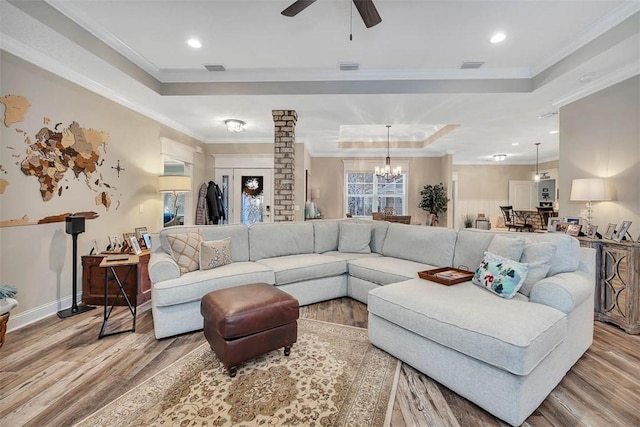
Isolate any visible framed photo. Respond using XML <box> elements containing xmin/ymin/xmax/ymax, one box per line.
<box><xmin>548</xmin><ymin>217</ymin><xmax>562</xmax><ymax>232</ymax></box>
<box><xmin>586</xmin><ymin>224</ymin><xmax>598</xmax><ymax>239</ymax></box>
<box><xmin>129</xmin><ymin>235</ymin><xmax>142</xmax><ymax>255</ymax></box>
<box><xmin>135</xmin><ymin>227</ymin><xmax>148</xmax><ymax>240</ymax></box>
<box><xmin>613</xmin><ymin>221</ymin><xmax>632</xmax><ymax>242</ymax></box>
<box><xmin>566</xmin><ymin>223</ymin><xmax>581</xmax><ymax>237</ymax></box>
<box><xmin>91</xmin><ymin>239</ymin><xmax>100</xmax><ymax>255</ymax></box>
<box><xmin>605</xmin><ymin>223</ymin><xmax>617</xmax><ymax>239</ymax></box>
<box><xmin>108</xmin><ymin>235</ymin><xmax>120</xmax><ymax>251</ymax></box>
<box><xmin>565</xmin><ymin>217</ymin><xmax>581</xmax><ymax>225</ymax></box>
<box><xmin>123</xmin><ymin>232</ymin><xmax>136</xmax><ymax>244</ymax></box>
<box><xmin>142</xmin><ymin>232</ymin><xmax>151</xmax><ymax>249</ymax></box>
<box><xmin>554</xmin><ymin>222</ymin><xmax>570</xmax><ymax>233</ymax></box>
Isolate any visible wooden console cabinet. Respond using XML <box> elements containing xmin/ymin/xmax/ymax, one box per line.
<box><xmin>579</xmin><ymin>237</ymin><xmax>640</xmax><ymax>334</ymax></box>
<box><xmin>82</xmin><ymin>252</ymin><xmax>151</xmax><ymax>307</ymax></box>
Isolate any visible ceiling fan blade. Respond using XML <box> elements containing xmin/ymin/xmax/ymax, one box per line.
<box><xmin>281</xmin><ymin>0</ymin><xmax>318</xmax><ymax>17</ymax></box>
<box><xmin>353</xmin><ymin>0</ymin><xmax>382</xmax><ymax>28</ymax></box>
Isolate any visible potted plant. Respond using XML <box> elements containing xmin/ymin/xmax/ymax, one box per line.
<box><xmin>0</xmin><ymin>285</ymin><xmax>18</xmax><ymax>350</ymax></box>
<box><xmin>463</xmin><ymin>214</ymin><xmax>475</xmax><ymax>228</ymax></box>
<box><xmin>419</xmin><ymin>183</ymin><xmax>450</xmax><ymax>225</ymax></box>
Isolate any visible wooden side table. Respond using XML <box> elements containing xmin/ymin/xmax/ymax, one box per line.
<box><xmin>81</xmin><ymin>252</ymin><xmax>151</xmax><ymax>307</ymax></box>
<box><xmin>579</xmin><ymin>237</ymin><xmax>640</xmax><ymax>334</ymax></box>
<box><xmin>98</xmin><ymin>255</ymin><xmax>139</xmax><ymax>338</ymax></box>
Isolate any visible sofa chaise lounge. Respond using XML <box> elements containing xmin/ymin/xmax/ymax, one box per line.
<box><xmin>148</xmin><ymin>220</ymin><xmax>595</xmax><ymax>426</ymax></box>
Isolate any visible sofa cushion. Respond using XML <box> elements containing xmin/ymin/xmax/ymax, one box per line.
<box><xmin>453</xmin><ymin>229</ymin><xmax>580</xmax><ymax>277</ymax></box>
<box><xmin>312</xmin><ymin>220</ymin><xmax>341</xmax><ymax>253</ymax></box>
<box><xmin>166</xmin><ymin>231</ymin><xmax>202</xmax><ymax>274</ymax></box>
<box><xmin>338</xmin><ymin>222</ymin><xmax>372</xmax><ymax>253</ymax></box>
<box><xmin>472</xmin><ymin>252</ymin><xmax>528</xmax><ymax>299</ymax></box>
<box><xmin>382</xmin><ymin>223</ymin><xmax>456</xmax><ymax>267</ymax></box>
<box><xmin>368</xmin><ymin>278</ymin><xmax>567</xmax><ymax>376</ymax></box>
<box><xmin>487</xmin><ymin>235</ymin><xmax>526</xmax><ymax>260</ymax></box>
<box><xmin>199</xmin><ymin>238</ymin><xmax>233</xmax><ymax>271</ymax></box>
<box><xmin>519</xmin><ymin>241</ymin><xmax>556</xmax><ymax>297</ymax></box>
<box><xmin>152</xmin><ymin>262</ymin><xmax>275</xmax><ymax>307</ymax></box>
<box><xmin>348</xmin><ymin>256</ymin><xmax>435</xmax><ymax>285</ymax></box>
<box><xmin>160</xmin><ymin>224</ymin><xmax>249</xmax><ymax>262</ymax></box>
<box><xmin>256</xmin><ymin>253</ymin><xmax>347</xmax><ymax>286</ymax></box>
<box><xmin>355</xmin><ymin>219</ymin><xmax>389</xmax><ymax>253</ymax></box>
<box><xmin>249</xmin><ymin>222</ymin><xmax>314</xmax><ymax>261</ymax></box>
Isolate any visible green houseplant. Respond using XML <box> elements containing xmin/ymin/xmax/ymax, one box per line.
<box><xmin>419</xmin><ymin>183</ymin><xmax>450</xmax><ymax>225</ymax></box>
<box><xmin>463</xmin><ymin>214</ymin><xmax>475</xmax><ymax>228</ymax></box>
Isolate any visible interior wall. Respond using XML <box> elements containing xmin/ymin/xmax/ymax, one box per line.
<box><xmin>559</xmin><ymin>75</ymin><xmax>640</xmax><ymax>239</ymax></box>
<box><xmin>0</xmin><ymin>51</ymin><xmax>205</xmax><ymax>329</ymax></box>
<box><xmin>310</xmin><ymin>156</ymin><xmax>444</xmax><ymax>224</ymax></box>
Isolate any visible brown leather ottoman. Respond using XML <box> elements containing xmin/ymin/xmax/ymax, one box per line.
<box><xmin>201</xmin><ymin>283</ymin><xmax>299</xmax><ymax>377</ymax></box>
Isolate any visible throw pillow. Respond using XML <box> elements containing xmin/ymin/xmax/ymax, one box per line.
<box><xmin>518</xmin><ymin>241</ymin><xmax>556</xmax><ymax>297</ymax></box>
<box><xmin>487</xmin><ymin>235</ymin><xmax>526</xmax><ymax>260</ymax></box>
<box><xmin>338</xmin><ymin>222</ymin><xmax>372</xmax><ymax>253</ymax></box>
<box><xmin>166</xmin><ymin>231</ymin><xmax>202</xmax><ymax>274</ymax></box>
<box><xmin>473</xmin><ymin>251</ymin><xmax>528</xmax><ymax>299</ymax></box>
<box><xmin>200</xmin><ymin>238</ymin><xmax>233</xmax><ymax>271</ymax></box>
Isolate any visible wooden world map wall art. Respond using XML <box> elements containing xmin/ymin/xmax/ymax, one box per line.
<box><xmin>0</xmin><ymin>94</ymin><xmax>123</xmax><ymax>228</ymax></box>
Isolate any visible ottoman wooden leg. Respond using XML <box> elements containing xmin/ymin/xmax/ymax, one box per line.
<box><xmin>284</xmin><ymin>345</ymin><xmax>291</xmax><ymax>356</ymax></box>
<box><xmin>228</xmin><ymin>366</ymin><xmax>237</xmax><ymax>378</ymax></box>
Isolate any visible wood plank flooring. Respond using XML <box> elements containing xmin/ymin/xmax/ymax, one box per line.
<box><xmin>1</xmin><ymin>298</ymin><xmax>639</xmax><ymax>426</ymax></box>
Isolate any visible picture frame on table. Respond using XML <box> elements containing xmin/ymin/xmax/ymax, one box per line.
<box><xmin>108</xmin><ymin>235</ymin><xmax>120</xmax><ymax>251</ymax></box>
<box><xmin>129</xmin><ymin>235</ymin><xmax>142</xmax><ymax>255</ymax></box>
<box><xmin>135</xmin><ymin>227</ymin><xmax>148</xmax><ymax>240</ymax></box>
<box><xmin>566</xmin><ymin>223</ymin><xmax>581</xmax><ymax>237</ymax></box>
<box><xmin>142</xmin><ymin>232</ymin><xmax>152</xmax><ymax>249</ymax></box>
<box><xmin>586</xmin><ymin>224</ymin><xmax>598</xmax><ymax>239</ymax></box>
<box><xmin>554</xmin><ymin>222</ymin><xmax>570</xmax><ymax>233</ymax></box>
<box><xmin>565</xmin><ymin>217</ymin><xmax>581</xmax><ymax>225</ymax></box>
<box><xmin>613</xmin><ymin>221</ymin><xmax>632</xmax><ymax>242</ymax></box>
<box><xmin>548</xmin><ymin>217</ymin><xmax>562</xmax><ymax>232</ymax></box>
<box><xmin>123</xmin><ymin>232</ymin><xmax>136</xmax><ymax>244</ymax></box>
<box><xmin>605</xmin><ymin>223</ymin><xmax>617</xmax><ymax>239</ymax></box>
<box><xmin>90</xmin><ymin>239</ymin><xmax>100</xmax><ymax>255</ymax></box>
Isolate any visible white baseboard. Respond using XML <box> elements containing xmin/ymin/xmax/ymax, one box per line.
<box><xmin>6</xmin><ymin>292</ymin><xmax>83</xmax><ymax>333</ymax></box>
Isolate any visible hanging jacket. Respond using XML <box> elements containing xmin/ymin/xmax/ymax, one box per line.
<box><xmin>195</xmin><ymin>182</ymin><xmax>211</xmax><ymax>225</ymax></box>
<box><xmin>206</xmin><ymin>181</ymin><xmax>225</xmax><ymax>224</ymax></box>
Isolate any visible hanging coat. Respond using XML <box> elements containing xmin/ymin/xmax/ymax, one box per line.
<box><xmin>206</xmin><ymin>181</ymin><xmax>225</xmax><ymax>224</ymax></box>
<box><xmin>195</xmin><ymin>182</ymin><xmax>211</xmax><ymax>225</ymax></box>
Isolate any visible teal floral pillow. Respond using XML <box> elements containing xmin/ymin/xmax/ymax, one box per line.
<box><xmin>473</xmin><ymin>252</ymin><xmax>528</xmax><ymax>299</ymax></box>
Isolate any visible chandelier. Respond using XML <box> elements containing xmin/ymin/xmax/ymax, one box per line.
<box><xmin>375</xmin><ymin>125</ymin><xmax>402</xmax><ymax>180</ymax></box>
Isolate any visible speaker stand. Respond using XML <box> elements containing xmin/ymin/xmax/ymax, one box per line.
<box><xmin>58</xmin><ymin>232</ymin><xmax>95</xmax><ymax>318</ymax></box>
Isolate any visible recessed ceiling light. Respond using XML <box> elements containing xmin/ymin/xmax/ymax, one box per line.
<box><xmin>493</xmin><ymin>154</ymin><xmax>507</xmax><ymax>162</ymax></box>
<box><xmin>187</xmin><ymin>38</ymin><xmax>202</xmax><ymax>48</ymax></box>
<box><xmin>490</xmin><ymin>33</ymin><xmax>506</xmax><ymax>44</ymax></box>
<box><xmin>512</xmin><ymin>142</ymin><xmax>519</xmax><ymax>146</ymax></box>
<box><xmin>225</xmin><ymin>119</ymin><xmax>246</xmax><ymax>133</ymax></box>
<box><xmin>549</xmin><ymin>130</ymin><xmax>559</xmax><ymax>134</ymax></box>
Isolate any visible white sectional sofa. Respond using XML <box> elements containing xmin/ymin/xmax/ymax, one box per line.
<box><xmin>148</xmin><ymin>220</ymin><xmax>595</xmax><ymax>426</ymax></box>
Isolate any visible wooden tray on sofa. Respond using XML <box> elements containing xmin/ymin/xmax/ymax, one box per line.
<box><xmin>418</xmin><ymin>267</ymin><xmax>474</xmax><ymax>286</ymax></box>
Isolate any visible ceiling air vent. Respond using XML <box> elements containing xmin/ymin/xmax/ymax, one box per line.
<box><xmin>460</xmin><ymin>61</ymin><xmax>485</xmax><ymax>69</ymax></box>
<box><xmin>204</xmin><ymin>64</ymin><xmax>226</xmax><ymax>72</ymax></box>
<box><xmin>339</xmin><ymin>63</ymin><xmax>359</xmax><ymax>71</ymax></box>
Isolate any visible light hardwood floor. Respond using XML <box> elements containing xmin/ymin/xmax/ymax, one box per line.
<box><xmin>1</xmin><ymin>298</ymin><xmax>639</xmax><ymax>426</ymax></box>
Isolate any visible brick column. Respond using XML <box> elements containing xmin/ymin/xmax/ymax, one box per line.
<box><xmin>272</xmin><ymin>110</ymin><xmax>297</xmax><ymax>222</ymax></box>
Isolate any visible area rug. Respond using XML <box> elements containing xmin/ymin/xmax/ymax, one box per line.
<box><xmin>75</xmin><ymin>319</ymin><xmax>400</xmax><ymax>427</ymax></box>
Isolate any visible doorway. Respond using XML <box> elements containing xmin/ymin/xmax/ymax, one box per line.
<box><xmin>214</xmin><ymin>168</ymin><xmax>273</xmax><ymax>225</ymax></box>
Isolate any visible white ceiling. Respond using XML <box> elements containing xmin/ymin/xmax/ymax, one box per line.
<box><xmin>1</xmin><ymin>0</ymin><xmax>639</xmax><ymax>164</ymax></box>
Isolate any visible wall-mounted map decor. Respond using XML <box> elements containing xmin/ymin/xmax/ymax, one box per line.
<box><xmin>0</xmin><ymin>94</ymin><xmax>120</xmax><ymax>227</ymax></box>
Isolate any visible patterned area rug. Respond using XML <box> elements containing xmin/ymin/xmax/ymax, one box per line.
<box><xmin>75</xmin><ymin>319</ymin><xmax>400</xmax><ymax>427</ymax></box>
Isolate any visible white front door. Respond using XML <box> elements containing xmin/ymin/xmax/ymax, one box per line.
<box><xmin>215</xmin><ymin>168</ymin><xmax>273</xmax><ymax>224</ymax></box>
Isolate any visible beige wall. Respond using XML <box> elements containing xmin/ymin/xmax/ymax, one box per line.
<box><xmin>310</xmin><ymin>156</ymin><xmax>446</xmax><ymax>225</ymax></box>
<box><xmin>559</xmin><ymin>75</ymin><xmax>640</xmax><ymax>238</ymax></box>
<box><xmin>0</xmin><ymin>51</ymin><xmax>206</xmax><ymax>327</ymax></box>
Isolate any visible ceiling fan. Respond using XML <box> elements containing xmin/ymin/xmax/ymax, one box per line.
<box><xmin>281</xmin><ymin>0</ymin><xmax>382</xmax><ymax>28</ymax></box>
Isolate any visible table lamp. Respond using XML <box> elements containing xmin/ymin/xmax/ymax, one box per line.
<box><xmin>569</xmin><ymin>178</ymin><xmax>611</xmax><ymax>229</ymax></box>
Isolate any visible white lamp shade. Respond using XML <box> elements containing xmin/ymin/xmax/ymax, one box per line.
<box><xmin>158</xmin><ymin>175</ymin><xmax>191</xmax><ymax>193</ymax></box>
<box><xmin>570</xmin><ymin>178</ymin><xmax>611</xmax><ymax>201</ymax></box>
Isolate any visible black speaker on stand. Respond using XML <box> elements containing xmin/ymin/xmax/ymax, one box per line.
<box><xmin>58</xmin><ymin>215</ymin><xmax>95</xmax><ymax>318</ymax></box>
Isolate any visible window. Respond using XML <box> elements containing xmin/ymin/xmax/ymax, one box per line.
<box><xmin>346</xmin><ymin>172</ymin><xmax>406</xmax><ymax>217</ymax></box>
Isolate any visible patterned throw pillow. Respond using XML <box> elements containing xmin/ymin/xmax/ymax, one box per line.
<box><xmin>200</xmin><ymin>238</ymin><xmax>233</xmax><ymax>271</ymax></box>
<box><xmin>166</xmin><ymin>231</ymin><xmax>202</xmax><ymax>274</ymax></box>
<box><xmin>473</xmin><ymin>251</ymin><xmax>528</xmax><ymax>299</ymax></box>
